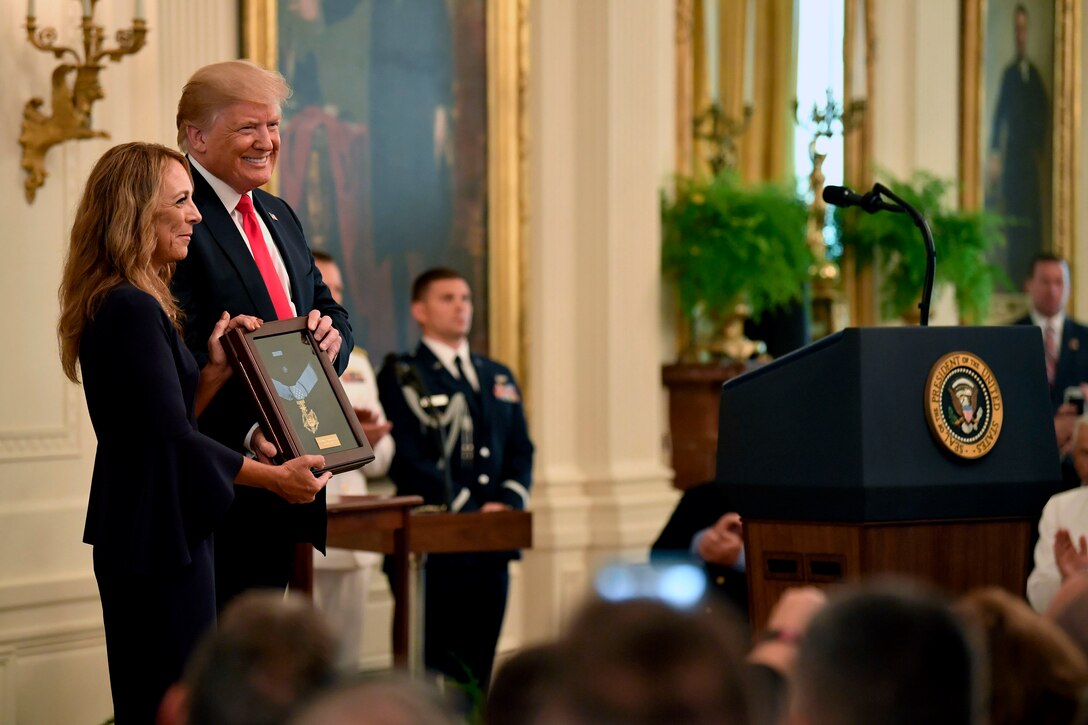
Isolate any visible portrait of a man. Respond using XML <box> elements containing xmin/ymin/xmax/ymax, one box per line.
<box><xmin>276</xmin><ymin>0</ymin><xmax>490</xmax><ymax>361</ymax></box>
<box><xmin>983</xmin><ymin>0</ymin><xmax>1054</xmax><ymax>285</ymax></box>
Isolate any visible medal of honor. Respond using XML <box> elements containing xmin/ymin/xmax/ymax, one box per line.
<box><xmin>273</xmin><ymin>363</ymin><xmax>321</xmax><ymax>434</ymax></box>
<box><xmin>298</xmin><ymin>399</ymin><xmax>319</xmax><ymax>434</ymax></box>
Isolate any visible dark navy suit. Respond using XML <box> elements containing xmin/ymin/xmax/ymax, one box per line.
<box><xmin>172</xmin><ymin>165</ymin><xmax>352</xmax><ymax>610</ymax></box>
<box><xmin>1017</xmin><ymin>314</ymin><xmax>1088</xmax><ymax>488</ymax></box>
<box><xmin>1016</xmin><ymin>315</ymin><xmax>1088</xmax><ymax>413</ymax></box>
<box><xmin>378</xmin><ymin>342</ymin><xmax>533</xmax><ymax>689</ymax></box>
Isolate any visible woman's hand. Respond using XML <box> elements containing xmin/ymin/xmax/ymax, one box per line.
<box><xmin>235</xmin><ymin>454</ymin><xmax>331</xmax><ymax>503</ymax></box>
<box><xmin>207</xmin><ymin>312</ymin><xmax>263</xmax><ymax>370</ymax></box>
<box><xmin>274</xmin><ymin>455</ymin><xmax>332</xmax><ymax>504</ymax></box>
<box><xmin>196</xmin><ymin>313</ymin><xmax>262</xmax><ymax>417</ymax></box>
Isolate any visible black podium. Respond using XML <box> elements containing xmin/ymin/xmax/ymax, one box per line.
<box><xmin>716</xmin><ymin>327</ymin><xmax>1064</xmax><ymax>627</ymax></box>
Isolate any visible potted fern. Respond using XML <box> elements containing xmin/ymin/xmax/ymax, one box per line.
<box><xmin>661</xmin><ymin>171</ymin><xmax>813</xmax><ymax>361</ymax></box>
<box><xmin>835</xmin><ymin>171</ymin><xmax>1009</xmax><ymax>324</ymax></box>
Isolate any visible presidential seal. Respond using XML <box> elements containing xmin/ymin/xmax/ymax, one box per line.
<box><xmin>924</xmin><ymin>352</ymin><xmax>1003</xmax><ymax>459</ymax></box>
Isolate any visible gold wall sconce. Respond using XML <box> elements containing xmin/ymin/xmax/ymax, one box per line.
<box><xmin>20</xmin><ymin>0</ymin><xmax>148</xmax><ymax>203</ymax></box>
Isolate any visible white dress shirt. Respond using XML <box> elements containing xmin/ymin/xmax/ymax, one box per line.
<box><xmin>1029</xmin><ymin>309</ymin><xmax>1066</xmax><ymax>346</ymax></box>
<box><xmin>187</xmin><ymin>156</ymin><xmax>296</xmax><ymax>315</ymax></box>
<box><xmin>422</xmin><ymin>336</ymin><xmax>479</xmax><ymax>392</ymax></box>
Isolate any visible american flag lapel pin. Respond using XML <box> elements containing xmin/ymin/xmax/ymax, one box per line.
<box><xmin>269</xmin><ymin>212</ymin><xmax>279</xmax><ymax>221</ymax></box>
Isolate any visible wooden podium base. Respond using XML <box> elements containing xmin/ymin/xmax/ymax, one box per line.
<box><xmin>745</xmin><ymin>518</ymin><xmax>1032</xmax><ymax>629</ymax></box>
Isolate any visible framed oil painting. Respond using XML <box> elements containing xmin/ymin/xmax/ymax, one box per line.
<box><xmin>243</xmin><ymin>0</ymin><xmax>528</xmax><ymax>379</ymax></box>
<box><xmin>960</xmin><ymin>0</ymin><xmax>1079</xmax><ymax>314</ymax></box>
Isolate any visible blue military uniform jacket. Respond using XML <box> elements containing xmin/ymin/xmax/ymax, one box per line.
<box><xmin>377</xmin><ymin>342</ymin><xmax>533</xmax><ymax>514</ymax></box>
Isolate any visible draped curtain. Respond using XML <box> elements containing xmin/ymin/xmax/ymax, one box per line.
<box><xmin>677</xmin><ymin>0</ymin><xmax>876</xmax><ymax>324</ymax></box>
<box><xmin>686</xmin><ymin>0</ymin><xmax>797</xmax><ymax>184</ymax></box>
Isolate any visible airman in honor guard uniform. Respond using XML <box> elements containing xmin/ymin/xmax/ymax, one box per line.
<box><xmin>377</xmin><ymin>267</ymin><xmax>533</xmax><ymax>692</ymax></box>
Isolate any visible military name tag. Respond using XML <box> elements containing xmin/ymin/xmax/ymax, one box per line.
<box><xmin>924</xmin><ymin>351</ymin><xmax>1004</xmax><ymax>460</ymax></box>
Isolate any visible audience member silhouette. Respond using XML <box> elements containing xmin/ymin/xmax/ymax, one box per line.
<box><xmin>546</xmin><ymin>598</ymin><xmax>753</xmax><ymax>725</ymax></box>
<box><xmin>958</xmin><ymin>586</ymin><xmax>1088</xmax><ymax>725</ymax></box>
<box><xmin>791</xmin><ymin>582</ymin><xmax>980</xmax><ymax>725</ymax></box>
<box><xmin>160</xmin><ymin>591</ymin><xmax>337</xmax><ymax>725</ymax></box>
<box><xmin>486</xmin><ymin>643</ymin><xmax>565</xmax><ymax>725</ymax></box>
<box><xmin>289</xmin><ymin>674</ymin><xmax>458</xmax><ymax>725</ymax></box>
<box><xmin>1047</xmin><ymin>572</ymin><xmax>1088</xmax><ymax>659</ymax></box>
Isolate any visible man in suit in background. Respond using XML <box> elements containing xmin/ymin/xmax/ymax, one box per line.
<box><xmin>172</xmin><ymin>60</ymin><xmax>352</xmax><ymax>611</ymax></box>
<box><xmin>378</xmin><ymin>267</ymin><xmax>533</xmax><ymax>692</ymax></box>
<box><xmin>1017</xmin><ymin>254</ymin><xmax>1088</xmax><ymax>459</ymax></box>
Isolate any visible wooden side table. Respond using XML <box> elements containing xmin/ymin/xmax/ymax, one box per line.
<box><xmin>290</xmin><ymin>495</ymin><xmax>422</xmax><ymax>667</ymax></box>
<box><xmin>301</xmin><ymin>504</ymin><xmax>533</xmax><ymax>673</ymax></box>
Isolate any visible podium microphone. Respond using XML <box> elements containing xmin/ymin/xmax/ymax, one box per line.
<box><xmin>822</xmin><ymin>185</ymin><xmax>902</xmax><ymax>214</ymax></box>
<box><xmin>389</xmin><ymin>355</ymin><xmax>426</xmax><ymax>396</ymax></box>
<box><xmin>823</xmin><ymin>182</ymin><xmax>937</xmax><ymax>327</ymax></box>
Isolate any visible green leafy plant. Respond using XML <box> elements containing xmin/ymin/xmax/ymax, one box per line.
<box><xmin>835</xmin><ymin>171</ymin><xmax>1010</xmax><ymax>324</ymax></box>
<box><xmin>661</xmin><ymin>171</ymin><xmax>813</xmax><ymax>326</ymax></box>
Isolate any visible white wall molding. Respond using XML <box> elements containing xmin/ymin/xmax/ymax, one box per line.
<box><xmin>0</xmin><ymin>574</ymin><xmax>102</xmax><ymax>645</ymax></box>
<box><xmin>0</xmin><ymin>573</ymin><xmax>98</xmax><ymax>613</ymax></box>
<box><xmin>520</xmin><ymin>0</ymin><xmax>677</xmax><ymax>645</ymax></box>
<box><xmin>0</xmin><ymin>387</ymin><xmax>82</xmax><ymax>461</ymax></box>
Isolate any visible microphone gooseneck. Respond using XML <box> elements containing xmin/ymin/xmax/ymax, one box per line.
<box><xmin>823</xmin><ymin>183</ymin><xmax>937</xmax><ymax>327</ymax></box>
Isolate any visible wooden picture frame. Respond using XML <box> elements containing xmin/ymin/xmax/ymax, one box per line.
<box><xmin>224</xmin><ymin>317</ymin><xmax>376</xmax><ymax>475</ymax></box>
<box><xmin>240</xmin><ymin>0</ymin><xmax>529</xmax><ymax>384</ymax></box>
<box><xmin>960</xmin><ymin>0</ymin><xmax>1080</xmax><ymax>313</ymax></box>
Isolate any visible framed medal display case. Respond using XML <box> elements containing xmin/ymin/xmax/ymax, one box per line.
<box><xmin>224</xmin><ymin>317</ymin><xmax>375</xmax><ymax>475</ymax></box>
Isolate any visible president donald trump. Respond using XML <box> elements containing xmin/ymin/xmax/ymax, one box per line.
<box><xmin>172</xmin><ymin>60</ymin><xmax>352</xmax><ymax>610</ymax></box>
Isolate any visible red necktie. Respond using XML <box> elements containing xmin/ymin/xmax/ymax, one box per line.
<box><xmin>1044</xmin><ymin>323</ymin><xmax>1058</xmax><ymax>387</ymax></box>
<box><xmin>236</xmin><ymin>194</ymin><xmax>294</xmax><ymax>320</ymax></box>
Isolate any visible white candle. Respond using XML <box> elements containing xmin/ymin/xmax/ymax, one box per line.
<box><xmin>82</xmin><ymin>0</ymin><xmax>92</xmax><ymax>17</ymax></box>
<box><xmin>852</xmin><ymin>0</ymin><xmax>867</xmax><ymax>100</ymax></box>
<box><xmin>27</xmin><ymin>0</ymin><xmax>35</xmax><ymax>17</ymax></box>
<box><xmin>135</xmin><ymin>0</ymin><xmax>144</xmax><ymax>20</ymax></box>
<box><xmin>742</xmin><ymin>0</ymin><xmax>756</xmax><ymax>106</ymax></box>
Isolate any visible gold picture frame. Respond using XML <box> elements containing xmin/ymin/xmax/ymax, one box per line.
<box><xmin>241</xmin><ymin>0</ymin><xmax>529</xmax><ymax>383</ymax></box>
<box><xmin>960</xmin><ymin>0</ymin><xmax>1080</xmax><ymax>312</ymax></box>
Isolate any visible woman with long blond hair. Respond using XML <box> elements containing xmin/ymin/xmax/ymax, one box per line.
<box><xmin>58</xmin><ymin>142</ymin><xmax>331</xmax><ymax>723</ymax></box>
